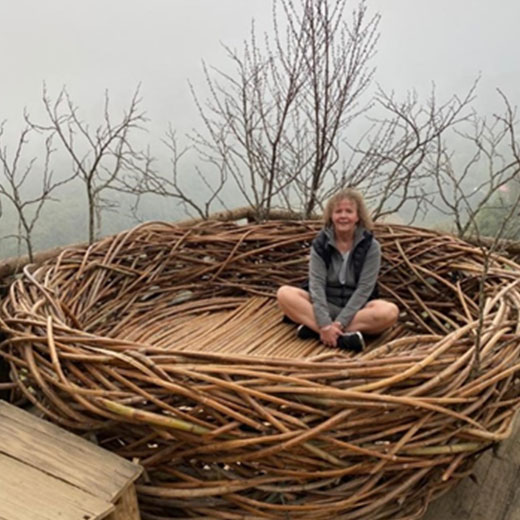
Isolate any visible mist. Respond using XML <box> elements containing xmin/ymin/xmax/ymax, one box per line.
<box><xmin>1</xmin><ymin>0</ymin><xmax>519</xmax><ymax>259</ymax></box>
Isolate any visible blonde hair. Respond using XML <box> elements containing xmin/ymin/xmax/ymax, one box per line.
<box><xmin>323</xmin><ymin>188</ymin><xmax>374</xmax><ymax>231</ymax></box>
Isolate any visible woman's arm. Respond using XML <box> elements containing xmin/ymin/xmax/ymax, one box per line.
<box><xmin>308</xmin><ymin>247</ymin><xmax>333</xmax><ymax>328</ymax></box>
<box><xmin>336</xmin><ymin>240</ymin><xmax>381</xmax><ymax>328</ymax></box>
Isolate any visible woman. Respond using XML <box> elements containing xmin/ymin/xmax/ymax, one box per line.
<box><xmin>277</xmin><ymin>188</ymin><xmax>398</xmax><ymax>352</ymax></box>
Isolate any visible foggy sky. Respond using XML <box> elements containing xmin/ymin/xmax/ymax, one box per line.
<box><xmin>1</xmin><ymin>0</ymin><xmax>519</xmax><ymax>257</ymax></box>
<box><xmin>2</xmin><ymin>0</ymin><xmax>519</xmax><ymax>134</ymax></box>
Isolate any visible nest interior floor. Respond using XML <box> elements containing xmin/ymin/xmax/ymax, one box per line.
<box><xmin>112</xmin><ymin>295</ymin><xmax>396</xmax><ymax>358</ymax></box>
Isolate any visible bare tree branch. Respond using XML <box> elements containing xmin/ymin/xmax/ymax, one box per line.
<box><xmin>189</xmin><ymin>0</ymin><xmax>379</xmax><ymax>221</ymax></box>
<box><xmin>26</xmin><ymin>84</ymin><xmax>149</xmax><ymax>243</ymax></box>
<box><xmin>428</xmin><ymin>88</ymin><xmax>520</xmax><ymax>238</ymax></box>
<box><xmin>122</xmin><ymin>126</ymin><xmax>228</xmax><ymax>220</ymax></box>
<box><xmin>333</xmin><ymin>80</ymin><xmax>477</xmax><ymax>223</ymax></box>
<box><xmin>0</xmin><ymin>121</ymin><xmax>75</xmax><ymax>261</ymax></box>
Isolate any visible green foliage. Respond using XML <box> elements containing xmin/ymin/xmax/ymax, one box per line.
<box><xmin>474</xmin><ymin>192</ymin><xmax>520</xmax><ymax>240</ymax></box>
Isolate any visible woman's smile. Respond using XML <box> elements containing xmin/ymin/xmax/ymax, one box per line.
<box><xmin>332</xmin><ymin>199</ymin><xmax>359</xmax><ymax>234</ymax></box>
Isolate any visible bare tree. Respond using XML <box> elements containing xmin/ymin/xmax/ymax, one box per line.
<box><xmin>473</xmin><ymin>191</ymin><xmax>520</xmax><ymax>373</ymax></box>
<box><xmin>190</xmin><ymin>0</ymin><xmax>379</xmax><ymax>220</ymax></box>
<box><xmin>124</xmin><ymin>126</ymin><xmax>227</xmax><ymax>220</ymax></box>
<box><xmin>26</xmin><ymin>84</ymin><xmax>149</xmax><ymax>243</ymax></box>
<box><xmin>336</xmin><ymin>82</ymin><xmax>477</xmax><ymax>222</ymax></box>
<box><xmin>424</xmin><ymin>90</ymin><xmax>520</xmax><ymax>373</ymax></box>
<box><xmin>0</xmin><ymin>122</ymin><xmax>75</xmax><ymax>261</ymax></box>
<box><xmin>290</xmin><ymin>0</ymin><xmax>379</xmax><ymax>216</ymax></box>
<box><xmin>428</xmin><ymin>89</ymin><xmax>520</xmax><ymax>239</ymax></box>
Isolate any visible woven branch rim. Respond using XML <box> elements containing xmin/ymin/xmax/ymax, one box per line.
<box><xmin>1</xmin><ymin>219</ymin><xmax>520</xmax><ymax>520</ymax></box>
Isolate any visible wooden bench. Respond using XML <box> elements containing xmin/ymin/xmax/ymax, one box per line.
<box><xmin>0</xmin><ymin>401</ymin><xmax>142</xmax><ymax>520</ymax></box>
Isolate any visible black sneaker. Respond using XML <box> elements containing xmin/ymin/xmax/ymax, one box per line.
<box><xmin>337</xmin><ymin>332</ymin><xmax>365</xmax><ymax>353</ymax></box>
<box><xmin>296</xmin><ymin>324</ymin><xmax>320</xmax><ymax>340</ymax></box>
<box><xmin>282</xmin><ymin>314</ymin><xmax>296</xmax><ymax>325</ymax></box>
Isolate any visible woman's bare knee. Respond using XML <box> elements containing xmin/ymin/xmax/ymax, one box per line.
<box><xmin>375</xmin><ymin>300</ymin><xmax>399</xmax><ymax>328</ymax></box>
<box><xmin>355</xmin><ymin>300</ymin><xmax>398</xmax><ymax>333</ymax></box>
<box><xmin>277</xmin><ymin>285</ymin><xmax>312</xmax><ymax>321</ymax></box>
<box><xmin>278</xmin><ymin>285</ymin><xmax>308</xmax><ymax>300</ymax></box>
<box><xmin>277</xmin><ymin>285</ymin><xmax>294</xmax><ymax>306</ymax></box>
<box><xmin>387</xmin><ymin>302</ymin><xmax>399</xmax><ymax>325</ymax></box>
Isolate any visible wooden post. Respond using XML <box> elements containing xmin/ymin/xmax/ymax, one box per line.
<box><xmin>106</xmin><ymin>484</ymin><xmax>141</xmax><ymax>520</ymax></box>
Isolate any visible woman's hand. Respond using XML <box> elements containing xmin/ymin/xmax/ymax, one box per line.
<box><xmin>332</xmin><ymin>321</ymin><xmax>344</xmax><ymax>332</ymax></box>
<box><xmin>320</xmin><ymin>323</ymin><xmax>343</xmax><ymax>347</ymax></box>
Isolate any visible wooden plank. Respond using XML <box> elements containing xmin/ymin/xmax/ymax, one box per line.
<box><xmin>0</xmin><ymin>356</ymin><xmax>10</xmax><ymax>401</ymax></box>
<box><xmin>0</xmin><ymin>452</ymin><xmax>114</xmax><ymax>520</ymax></box>
<box><xmin>0</xmin><ymin>401</ymin><xmax>142</xmax><ymax>503</ymax></box>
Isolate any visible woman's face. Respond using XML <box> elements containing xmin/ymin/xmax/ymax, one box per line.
<box><xmin>332</xmin><ymin>198</ymin><xmax>359</xmax><ymax>235</ymax></box>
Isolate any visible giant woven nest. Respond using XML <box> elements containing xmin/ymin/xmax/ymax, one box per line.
<box><xmin>2</xmin><ymin>219</ymin><xmax>520</xmax><ymax>520</ymax></box>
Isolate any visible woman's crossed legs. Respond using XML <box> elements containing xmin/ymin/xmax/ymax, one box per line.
<box><xmin>276</xmin><ymin>285</ymin><xmax>398</xmax><ymax>337</ymax></box>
